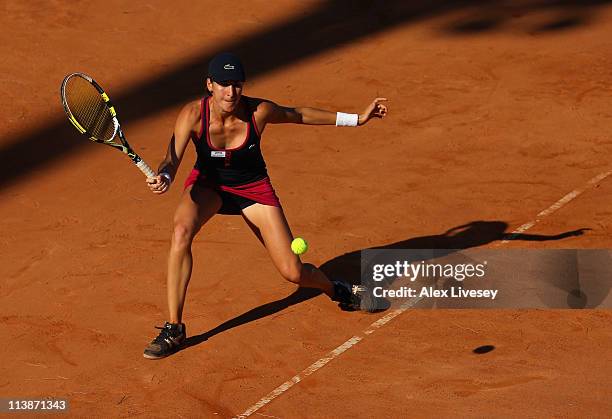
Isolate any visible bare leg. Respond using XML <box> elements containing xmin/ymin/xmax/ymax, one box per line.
<box><xmin>241</xmin><ymin>204</ymin><xmax>334</xmax><ymax>297</ymax></box>
<box><xmin>167</xmin><ymin>185</ymin><xmax>221</xmax><ymax>323</ymax></box>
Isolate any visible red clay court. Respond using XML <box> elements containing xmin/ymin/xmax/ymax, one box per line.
<box><xmin>1</xmin><ymin>1</ymin><xmax>611</xmax><ymax>417</ymax></box>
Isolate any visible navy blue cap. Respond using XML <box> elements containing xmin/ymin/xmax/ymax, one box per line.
<box><xmin>208</xmin><ymin>52</ymin><xmax>246</xmax><ymax>82</ymax></box>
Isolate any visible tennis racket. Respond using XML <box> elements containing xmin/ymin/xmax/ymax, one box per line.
<box><xmin>60</xmin><ymin>72</ymin><xmax>156</xmax><ymax>178</ymax></box>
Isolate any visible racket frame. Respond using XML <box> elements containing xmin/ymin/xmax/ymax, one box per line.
<box><xmin>60</xmin><ymin>72</ymin><xmax>155</xmax><ymax>178</ymax></box>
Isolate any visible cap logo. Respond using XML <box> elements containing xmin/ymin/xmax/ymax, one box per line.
<box><xmin>224</xmin><ymin>64</ymin><xmax>235</xmax><ymax>70</ymax></box>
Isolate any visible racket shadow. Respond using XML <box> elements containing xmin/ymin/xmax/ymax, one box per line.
<box><xmin>182</xmin><ymin>287</ymin><xmax>321</xmax><ymax>350</ymax></box>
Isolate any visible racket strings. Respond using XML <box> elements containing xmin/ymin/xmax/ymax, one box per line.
<box><xmin>64</xmin><ymin>76</ymin><xmax>116</xmax><ymax>142</ymax></box>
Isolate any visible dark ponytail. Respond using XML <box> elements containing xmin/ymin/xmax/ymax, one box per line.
<box><xmin>204</xmin><ymin>76</ymin><xmax>212</xmax><ymax>97</ymax></box>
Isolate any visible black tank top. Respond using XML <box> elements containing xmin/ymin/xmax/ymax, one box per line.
<box><xmin>193</xmin><ymin>96</ymin><xmax>268</xmax><ymax>187</ymax></box>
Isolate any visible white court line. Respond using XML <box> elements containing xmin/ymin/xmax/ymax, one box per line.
<box><xmin>501</xmin><ymin>170</ymin><xmax>612</xmax><ymax>243</ymax></box>
<box><xmin>235</xmin><ymin>169</ymin><xmax>611</xmax><ymax>418</ymax></box>
<box><xmin>234</xmin><ymin>298</ymin><xmax>422</xmax><ymax>419</ymax></box>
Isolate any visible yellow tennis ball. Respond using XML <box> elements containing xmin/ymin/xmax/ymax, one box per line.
<box><xmin>291</xmin><ymin>237</ymin><xmax>308</xmax><ymax>255</ymax></box>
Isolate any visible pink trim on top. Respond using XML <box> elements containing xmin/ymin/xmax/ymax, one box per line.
<box><xmin>251</xmin><ymin>112</ymin><xmax>261</xmax><ymax>137</ymax></box>
<box><xmin>197</xmin><ymin>97</ymin><xmax>206</xmax><ymax>139</ymax></box>
<box><xmin>205</xmin><ymin>96</ymin><xmax>251</xmax><ymax>151</ymax></box>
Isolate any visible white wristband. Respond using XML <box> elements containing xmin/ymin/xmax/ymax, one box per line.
<box><xmin>336</xmin><ymin>112</ymin><xmax>359</xmax><ymax>127</ymax></box>
<box><xmin>159</xmin><ymin>172</ymin><xmax>172</xmax><ymax>184</ymax></box>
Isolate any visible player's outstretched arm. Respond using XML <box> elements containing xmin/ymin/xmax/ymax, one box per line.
<box><xmin>147</xmin><ymin>102</ymin><xmax>199</xmax><ymax>194</ymax></box>
<box><xmin>258</xmin><ymin>98</ymin><xmax>388</xmax><ymax>128</ymax></box>
<box><xmin>357</xmin><ymin>97</ymin><xmax>388</xmax><ymax>125</ymax></box>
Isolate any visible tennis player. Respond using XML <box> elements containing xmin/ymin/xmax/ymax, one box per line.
<box><xmin>143</xmin><ymin>52</ymin><xmax>388</xmax><ymax>359</ymax></box>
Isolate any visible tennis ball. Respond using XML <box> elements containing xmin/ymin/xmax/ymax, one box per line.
<box><xmin>291</xmin><ymin>237</ymin><xmax>308</xmax><ymax>255</ymax></box>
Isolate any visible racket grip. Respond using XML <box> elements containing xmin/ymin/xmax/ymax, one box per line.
<box><xmin>136</xmin><ymin>160</ymin><xmax>156</xmax><ymax>178</ymax></box>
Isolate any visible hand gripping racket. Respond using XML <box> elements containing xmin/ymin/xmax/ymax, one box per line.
<box><xmin>60</xmin><ymin>72</ymin><xmax>155</xmax><ymax>178</ymax></box>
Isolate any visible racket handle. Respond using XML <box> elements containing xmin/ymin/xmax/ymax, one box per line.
<box><xmin>135</xmin><ymin>160</ymin><xmax>156</xmax><ymax>178</ymax></box>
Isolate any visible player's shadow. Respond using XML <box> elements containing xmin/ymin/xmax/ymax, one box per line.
<box><xmin>182</xmin><ymin>287</ymin><xmax>322</xmax><ymax>350</ymax></box>
<box><xmin>319</xmin><ymin>220</ymin><xmax>588</xmax><ymax>289</ymax></box>
<box><xmin>182</xmin><ymin>220</ymin><xmax>587</xmax><ymax>350</ymax></box>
